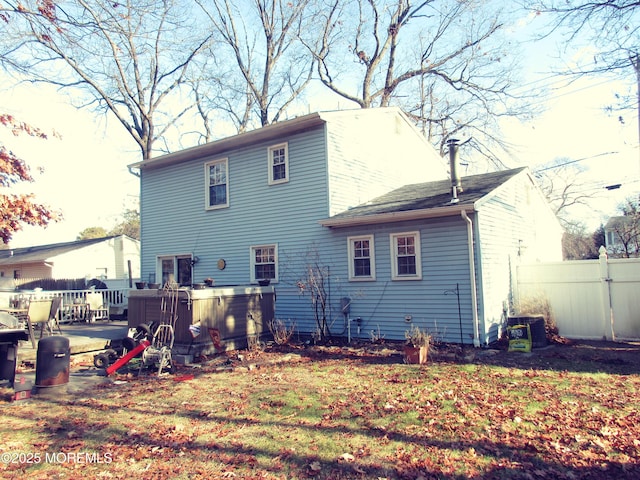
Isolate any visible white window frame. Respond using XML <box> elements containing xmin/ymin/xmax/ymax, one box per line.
<box><xmin>156</xmin><ymin>254</ymin><xmax>195</xmax><ymax>287</ymax></box>
<box><xmin>390</xmin><ymin>231</ymin><xmax>422</xmax><ymax>280</ymax></box>
<box><xmin>348</xmin><ymin>235</ymin><xmax>376</xmax><ymax>281</ymax></box>
<box><xmin>205</xmin><ymin>158</ymin><xmax>229</xmax><ymax>210</ymax></box>
<box><xmin>250</xmin><ymin>244</ymin><xmax>278</xmax><ymax>283</ymax></box>
<box><xmin>268</xmin><ymin>143</ymin><xmax>289</xmax><ymax>185</ymax></box>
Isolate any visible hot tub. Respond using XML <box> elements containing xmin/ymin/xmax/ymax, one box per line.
<box><xmin>127</xmin><ymin>286</ymin><xmax>275</xmax><ymax>354</ymax></box>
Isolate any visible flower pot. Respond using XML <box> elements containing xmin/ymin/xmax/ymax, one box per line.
<box><xmin>404</xmin><ymin>345</ymin><xmax>428</xmax><ymax>364</ymax></box>
<box><xmin>148</xmin><ymin>283</ymin><xmax>160</xmax><ymax>289</ymax></box>
<box><xmin>135</xmin><ymin>282</ymin><xmax>146</xmax><ymax>290</ymax></box>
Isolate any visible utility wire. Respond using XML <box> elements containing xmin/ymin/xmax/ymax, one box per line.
<box><xmin>533</xmin><ymin>151</ymin><xmax>619</xmax><ymax>173</ymax></box>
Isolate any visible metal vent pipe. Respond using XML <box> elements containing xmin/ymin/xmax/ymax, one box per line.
<box><xmin>447</xmin><ymin>138</ymin><xmax>462</xmax><ymax>203</ymax></box>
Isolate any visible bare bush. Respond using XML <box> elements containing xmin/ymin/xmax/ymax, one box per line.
<box><xmin>268</xmin><ymin>319</ymin><xmax>296</xmax><ymax>346</ymax></box>
<box><xmin>513</xmin><ymin>294</ymin><xmax>558</xmax><ymax>336</ymax></box>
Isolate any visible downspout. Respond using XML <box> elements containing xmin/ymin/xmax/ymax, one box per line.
<box><xmin>461</xmin><ymin>210</ymin><xmax>481</xmax><ymax>347</ymax></box>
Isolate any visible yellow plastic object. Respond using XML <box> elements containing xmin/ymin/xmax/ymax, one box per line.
<box><xmin>508</xmin><ymin>324</ymin><xmax>532</xmax><ymax>353</ymax></box>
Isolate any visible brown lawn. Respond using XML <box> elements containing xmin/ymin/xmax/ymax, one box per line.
<box><xmin>1</xmin><ymin>339</ymin><xmax>639</xmax><ymax>479</ymax></box>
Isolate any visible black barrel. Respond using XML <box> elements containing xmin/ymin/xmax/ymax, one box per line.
<box><xmin>508</xmin><ymin>316</ymin><xmax>547</xmax><ymax>348</ymax></box>
<box><xmin>35</xmin><ymin>336</ymin><xmax>70</xmax><ymax>391</ymax></box>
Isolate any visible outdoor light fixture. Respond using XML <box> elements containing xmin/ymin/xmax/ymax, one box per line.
<box><xmin>191</xmin><ymin>256</ymin><xmax>200</xmax><ymax>266</ymax></box>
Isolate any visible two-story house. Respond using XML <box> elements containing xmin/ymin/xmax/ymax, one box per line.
<box><xmin>130</xmin><ymin>107</ymin><xmax>562</xmax><ymax>347</ymax></box>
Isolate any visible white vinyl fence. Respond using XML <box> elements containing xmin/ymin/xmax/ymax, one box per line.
<box><xmin>516</xmin><ymin>248</ymin><xmax>640</xmax><ymax>341</ymax></box>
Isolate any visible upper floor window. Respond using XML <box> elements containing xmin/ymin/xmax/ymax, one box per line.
<box><xmin>268</xmin><ymin>143</ymin><xmax>289</xmax><ymax>185</ymax></box>
<box><xmin>250</xmin><ymin>244</ymin><xmax>278</xmax><ymax>283</ymax></box>
<box><xmin>205</xmin><ymin>158</ymin><xmax>229</xmax><ymax>209</ymax></box>
<box><xmin>348</xmin><ymin>235</ymin><xmax>376</xmax><ymax>281</ymax></box>
<box><xmin>390</xmin><ymin>232</ymin><xmax>422</xmax><ymax>280</ymax></box>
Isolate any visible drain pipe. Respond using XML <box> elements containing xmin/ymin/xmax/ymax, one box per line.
<box><xmin>461</xmin><ymin>210</ymin><xmax>481</xmax><ymax>348</ymax></box>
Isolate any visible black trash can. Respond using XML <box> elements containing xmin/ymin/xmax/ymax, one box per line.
<box><xmin>35</xmin><ymin>336</ymin><xmax>70</xmax><ymax>392</ymax></box>
<box><xmin>508</xmin><ymin>316</ymin><xmax>547</xmax><ymax>348</ymax></box>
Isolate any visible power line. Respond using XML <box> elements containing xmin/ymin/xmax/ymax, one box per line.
<box><xmin>533</xmin><ymin>151</ymin><xmax>619</xmax><ymax>173</ymax></box>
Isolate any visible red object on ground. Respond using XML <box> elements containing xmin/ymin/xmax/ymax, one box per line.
<box><xmin>105</xmin><ymin>340</ymin><xmax>150</xmax><ymax>376</ymax></box>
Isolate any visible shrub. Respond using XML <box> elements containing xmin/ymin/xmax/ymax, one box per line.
<box><xmin>268</xmin><ymin>318</ymin><xmax>296</xmax><ymax>345</ymax></box>
<box><xmin>404</xmin><ymin>324</ymin><xmax>431</xmax><ymax>348</ymax></box>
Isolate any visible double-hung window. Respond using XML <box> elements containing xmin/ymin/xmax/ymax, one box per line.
<box><xmin>348</xmin><ymin>235</ymin><xmax>375</xmax><ymax>281</ymax></box>
<box><xmin>250</xmin><ymin>244</ymin><xmax>278</xmax><ymax>283</ymax></box>
<box><xmin>390</xmin><ymin>232</ymin><xmax>422</xmax><ymax>280</ymax></box>
<box><xmin>205</xmin><ymin>158</ymin><xmax>229</xmax><ymax>209</ymax></box>
<box><xmin>268</xmin><ymin>143</ymin><xmax>288</xmax><ymax>185</ymax></box>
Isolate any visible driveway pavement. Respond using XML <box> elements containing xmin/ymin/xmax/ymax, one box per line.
<box><xmin>17</xmin><ymin>320</ymin><xmax>130</xmax><ymax>364</ymax></box>
<box><xmin>6</xmin><ymin>320</ymin><xmax>131</xmax><ymax>397</ymax></box>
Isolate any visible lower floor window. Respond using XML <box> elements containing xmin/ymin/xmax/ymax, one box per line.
<box><xmin>251</xmin><ymin>245</ymin><xmax>278</xmax><ymax>283</ymax></box>
<box><xmin>158</xmin><ymin>255</ymin><xmax>194</xmax><ymax>287</ymax></box>
<box><xmin>391</xmin><ymin>232</ymin><xmax>422</xmax><ymax>280</ymax></box>
<box><xmin>348</xmin><ymin>235</ymin><xmax>375</xmax><ymax>280</ymax></box>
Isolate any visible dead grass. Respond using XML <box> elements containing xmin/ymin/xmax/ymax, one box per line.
<box><xmin>1</xmin><ymin>341</ymin><xmax>640</xmax><ymax>479</ymax></box>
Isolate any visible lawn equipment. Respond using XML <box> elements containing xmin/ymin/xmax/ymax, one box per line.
<box><xmin>138</xmin><ymin>284</ymin><xmax>179</xmax><ymax>376</ymax></box>
<box><xmin>94</xmin><ymin>322</ymin><xmax>154</xmax><ymax>370</ymax></box>
<box><xmin>97</xmin><ymin>284</ymin><xmax>180</xmax><ymax>377</ymax></box>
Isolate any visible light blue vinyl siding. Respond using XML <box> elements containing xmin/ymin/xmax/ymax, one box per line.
<box><xmin>140</xmin><ymin>126</ymin><xmax>330</xmax><ymax>287</ymax></box>
<box><xmin>275</xmin><ymin>216</ymin><xmax>476</xmax><ymax>343</ymax></box>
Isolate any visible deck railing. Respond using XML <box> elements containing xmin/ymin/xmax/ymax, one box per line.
<box><xmin>4</xmin><ymin>288</ymin><xmax>131</xmax><ymax>319</ymax></box>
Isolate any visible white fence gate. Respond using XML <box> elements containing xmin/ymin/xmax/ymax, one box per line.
<box><xmin>516</xmin><ymin>248</ymin><xmax>640</xmax><ymax>341</ymax></box>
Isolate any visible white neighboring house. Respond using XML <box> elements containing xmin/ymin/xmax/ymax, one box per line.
<box><xmin>0</xmin><ymin>235</ymin><xmax>141</xmax><ymax>285</ymax></box>
<box><xmin>604</xmin><ymin>216</ymin><xmax>640</xmax><ymax>257</ymax></box>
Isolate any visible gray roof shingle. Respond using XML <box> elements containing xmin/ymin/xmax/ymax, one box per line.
<box><xmin>327</xmin><ymin>167</ymin><xmax>526</xmax><ymax>221</ymax></box>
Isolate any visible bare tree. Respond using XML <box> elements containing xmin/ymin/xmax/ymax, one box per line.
<box><xmin>1</xmin><ymin>0</ymin><xmax>213</xmax><ymax>160</ymax></box>
<box><xmin>534</xmin><ymin>157</ymin><xmax>606</xmax><ymax>227</ymax></box>
<box><xmin>294</xmin><ymin>247</ymin><xmax>332</xmax><ymax>343</ymax></box>
<box><xmin>531</xmin><ymin>1</ymin><xmax>640</xmax><ymax>149</ymax></box>
<box><xmin>195</xmin><ymin>0</ymin><xmax>314</xmax><ymax>133</ymax></box>
<box><xmin>561</xmin><ymin>222</ymin><xmax>600</xmax><ymax>260</ymax></box>
<box><xmin>302</xmin><ymin>0</ymin><xmax>527</xmax><ymax>166</ymax></box>
<box><xmin>607</xmin><ymin>196</ymin><xmax>640</xmax><ymax>257</ymax></box>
